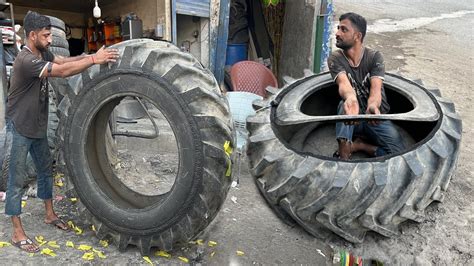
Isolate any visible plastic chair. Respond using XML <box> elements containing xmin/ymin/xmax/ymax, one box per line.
<box><xmin>230</xmin><ymin>61</ymin><xmax>278</xmax><ymax>97</ymax></box>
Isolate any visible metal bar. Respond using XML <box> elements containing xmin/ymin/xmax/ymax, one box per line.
<box><xmin>210</xmin><ymin>0</ymin><xmax>230</xmax><ymax>86</ymax></box>
<box><xmin>112</xmin><ymin>97</ymin><xmax>160</xmax><ymax>139</ymax></box>
<box><xmin>171</xmin><ymin>0</ymin><xmax>177</xmax><ymax>44</ymax></box>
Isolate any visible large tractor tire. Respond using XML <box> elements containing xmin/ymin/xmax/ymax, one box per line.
<box><xmin>247</xmin><ymin>72</ymin><xmax>461</xmax><ymax>242</ymax></box>
<box><xmin>53</xmin><ymin>39</ymin><xmax>234</xmax><ymax>255</ymax></box>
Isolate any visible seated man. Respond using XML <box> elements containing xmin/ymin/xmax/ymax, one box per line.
<box><xmin>327</xmin><ymin>12</ymin><xmax>405</xmax><ymax>160</ymax></box>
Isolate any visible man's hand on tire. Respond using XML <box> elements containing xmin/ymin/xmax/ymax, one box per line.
<box><xmin>344</xmin><ymin>95</ymin><xmax>360</xmax><ymax>125</ymax></box>
<box><xmin>366</xmin><ymin>103</ymin><xmax>381</xmax><ymax>125</ymax></box>
<box><xmin>93</xmin><ymin>46</ymin><xmax>120</xmax><ymax>64</ymax></box>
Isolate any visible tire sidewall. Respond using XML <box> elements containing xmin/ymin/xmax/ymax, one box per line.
<box><xmin>64</xmin><ymin>70</ymin><xmax>204</xmax><ymax>234</ymax></box>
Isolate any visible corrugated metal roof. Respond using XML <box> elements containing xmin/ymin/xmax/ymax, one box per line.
<box><xmin>176</xmin><ymin>0</ymin><xmax>210</xmax><ymax>17</ymax></box>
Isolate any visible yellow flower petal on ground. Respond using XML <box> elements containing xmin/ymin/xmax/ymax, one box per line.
<box><xmin>0</xmin><ymin>242</ymin><xmax>11</xmax><ymax>247</ymax></box>
<box><xmin>155</xmin><ymin>250</ymin><xmax>171</xmax><ymax>258</ymax></box>
<box><xmin>67</xmin><ymin>221</ymin><xmax>75</xmax><ymax>229</ymax></box>
<box><xmin>210</xmin><ymin>251</ymin><xmax>216</xmax><ymax>257</ymax></box>
<box><xmin>91</xmin><ymin>225</ymin><xmax>96</xmax><ymax>232</ymax></box>
<box><xmin>236</xmin><ymin>250</ymin><xmax>245</xmax><ymax>256</ymax></box>
<box><xmin>93</xmin><ymin>249</ymin><xmax>107</xmax><ymax>259</ymax></box>
<box><xmin>196</xmin><ymin>239</ymin><xmax>204</xmax><ymax>245</ymax></box>
<box><xmin>35</xmin><ymin>236</ymin><xmax>44</xmax><ymax>242</ymax></box>
<box><xmin>99</xmin><ymin>240</ymin><xmax>109</xmax><ymax>248</ymax></box>
<box><xmin>48</xmin><ymin>241</ymin><xmax>60</xmax><ymax>249</ymax></box>
<box><xmin>54</xmin><ymin>173</ymin><xmax>64</xmax><ymax>179</ymax></box>
<box><xmin>75</xmin><ymin>227</ymin><xmax>83</xmax><ymax>235</ymax></box>
<box><xmin>143</xmin><ymin>256</ymin><xmax>154</xmax><ymax>265</ymax></box>
<box><xmin>77</xmin><ymin>244</ymin><xmax>92</xmax><ymax>251</ymax></box>
<box><xmin>96</xmin><ymin>251</ymin><xmax>107</xmax><ymax>259</ymax></box>
<box><xmin>41</xmin><ymin>248</ymin><xmax>57</xmax><ymax>257</ymax></box>
<box><xmin>66</xmin><ymin>241</ymin><xmax>74</xmax><ymax>248</ymax></box>
<box><xmin>70</xmin><ymin>198</ymin><xmax>77</xmax><ymax>203</ymax></box>
<box><xmin>82</xmin><ymin>252</ymin><xmax>95</xmax><ymax>261</ymax></box>
<box><xmin>188</xmin><ymin>240</ymin><xmax>196</xmax><ymax>245</ymax></box>
<box><xmin>178</xmin><ymin>256</ymin><xmax>189</xmax><ymax>263</ymax></box>
<box><xmin>55</xmin><ymin>180</ymin><xmax>64</xmax><ymax>187</ymax></box>
<box><xmin>208</xmin><ymin>241</ymin><xmax>217</xmax><ymax>247</ymax></box>
<box><xmin>21</xmin><ymin>201</ymin><xmax>26</xmax><ymax>208</ymax></box>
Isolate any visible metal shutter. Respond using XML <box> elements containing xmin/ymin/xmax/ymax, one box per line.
<box><xmin>176</xmin><ymin>0</ymin><xmax>210</xmax><ymax>18</ymax></box>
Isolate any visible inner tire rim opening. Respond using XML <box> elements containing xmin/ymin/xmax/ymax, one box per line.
<box><xmin>86</xmin><ymin>93</ymin><xmax>179</xmax><ymax>209</ymax></box>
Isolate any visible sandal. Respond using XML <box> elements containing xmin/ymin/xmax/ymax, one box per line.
<box><xmin>11</xmin><ymin>238</ymin><xmax>40</xmax><ymax>253</ymax></box>
<box><xmin>46</xmin><ymin>219</ymin><xmax>70</xmax><ymax>231</ymax></box>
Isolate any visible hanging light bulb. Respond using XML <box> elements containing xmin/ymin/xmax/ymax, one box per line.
<box><xmin>93</xmin><ymin>0</ymin><xmax>101</xmax><ymax>18</ymax></box>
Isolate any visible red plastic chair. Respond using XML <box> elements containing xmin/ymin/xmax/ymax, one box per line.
<box><xmin>230</xmin><ymin>61</ymin><xmax>278</xmax><ymax>97</ymax></box>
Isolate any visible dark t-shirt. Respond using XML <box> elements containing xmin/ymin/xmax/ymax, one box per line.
<box><xmin>327</xmin><ymin>47</ymin><xmax>390</xmax><ymax>114</ymax></box>
<box><xmin>6</xmin><ymin>47</ymin><xmax>55</xmax><ymax>138</ymax></box>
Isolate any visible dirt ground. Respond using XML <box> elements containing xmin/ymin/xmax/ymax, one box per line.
<box><xmin>1</xmin><ymin>1</ymin><xmax>473</xmax><ymax>265</ymax></box>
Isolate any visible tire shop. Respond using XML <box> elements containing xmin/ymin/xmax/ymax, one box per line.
<box><xmin>0</xmin><ymin>0</ymin><xmax>334</xmax><ymax>85</ymax></box>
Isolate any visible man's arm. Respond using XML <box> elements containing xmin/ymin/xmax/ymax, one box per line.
<box><xmin>366</xmin><ymin>77</ymin><xmax>383</xmax><ymax>114</ymax></box>
<box><xmin>53</xmin><ymin>54</ymin><xmax>91</xmax><ymax>65</ymax></box>
<box><xmin>336</xmin><ymin>73</ymin><xmax>359</xmax><ymax>116</ymax></box>
<box><xmin>42</xmin><ymin>46</ymin><xmax>119</xmax><ymax>78</ymax></box>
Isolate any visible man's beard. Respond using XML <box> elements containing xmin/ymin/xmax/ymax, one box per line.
<box><xmin>336</xmin><ymin>39</ymin><xmax>353</xmax><ymax>50</ymax></box>
<box><xmin>35</xmin><ymin>41</ymin><xmax>49</xmax><ymax>52</ymax></box>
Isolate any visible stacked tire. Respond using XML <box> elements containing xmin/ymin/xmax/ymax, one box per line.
<box><xmin>46</xmin><ymin>15</ymin><xmax>70</xmax><ymax>57</ymax></box>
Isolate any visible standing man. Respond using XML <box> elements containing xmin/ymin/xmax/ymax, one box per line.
<box><xmin>328</xmin><ymin>12</ymin><xmax>405</xmax><ymax>160</ymax></box>
<box><xmin>4</xmin><ymin>11</ymin><xmax>119</xmax><ymax>253</ymax></box>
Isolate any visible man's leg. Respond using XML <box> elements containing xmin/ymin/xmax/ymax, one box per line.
<box><xmin>335</xmin><ymin>101</ymin><xmax>359</xmax><ymax>159</ymax></box>
<box><xmin>4</xmin><ymin>122</ymin><xmax>39</xmax><ymax>252</ymax></box>
<box><xmin>29</xmin><ymin>137</ymin><xmax>68</xmax><ymax>230</ymax></box>
<box><xmin>364</xmin><ymin>121</ymin><xmax>406</xmax><ymax>156</ymax></box>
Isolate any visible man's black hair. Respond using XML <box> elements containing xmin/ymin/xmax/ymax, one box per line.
<box><xmin>23</xmin><ymin>11</ymin><xmax>51</xmax><ymax>37</ymax></box>
<box><xmin>339</xmin><ymin>12</ymin><xmax>367</xmax><ymax>41</ymax></box>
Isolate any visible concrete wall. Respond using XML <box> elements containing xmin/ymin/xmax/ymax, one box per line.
<box><xmin>279</xmin><ymin>0</ymin><xmax>319</xmax><ymax>80</ymax></box>
<box><xmin>176</xmin><ymin>15</ymin><xmax>209</xmax><ymax>67</ymax></box>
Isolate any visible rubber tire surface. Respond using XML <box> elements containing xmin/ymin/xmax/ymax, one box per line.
<box><xmin>51</xmin><ymin>37</ymin><xmax>69</xmax><ymax>50</ymax></box>
<box><xmin>52</xmin><ymin>39</ymin><xmax>234</xmax><ymax>255</ymax></box>
<box><xmin>46</xmin><ymin>15</ymin><xmax>65</xmax><ymax>31</ymax></box>
<box><xmin>247</xmin><ymin>73</ymin><xmax>462</xmax><ymax>243</ymax></box>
